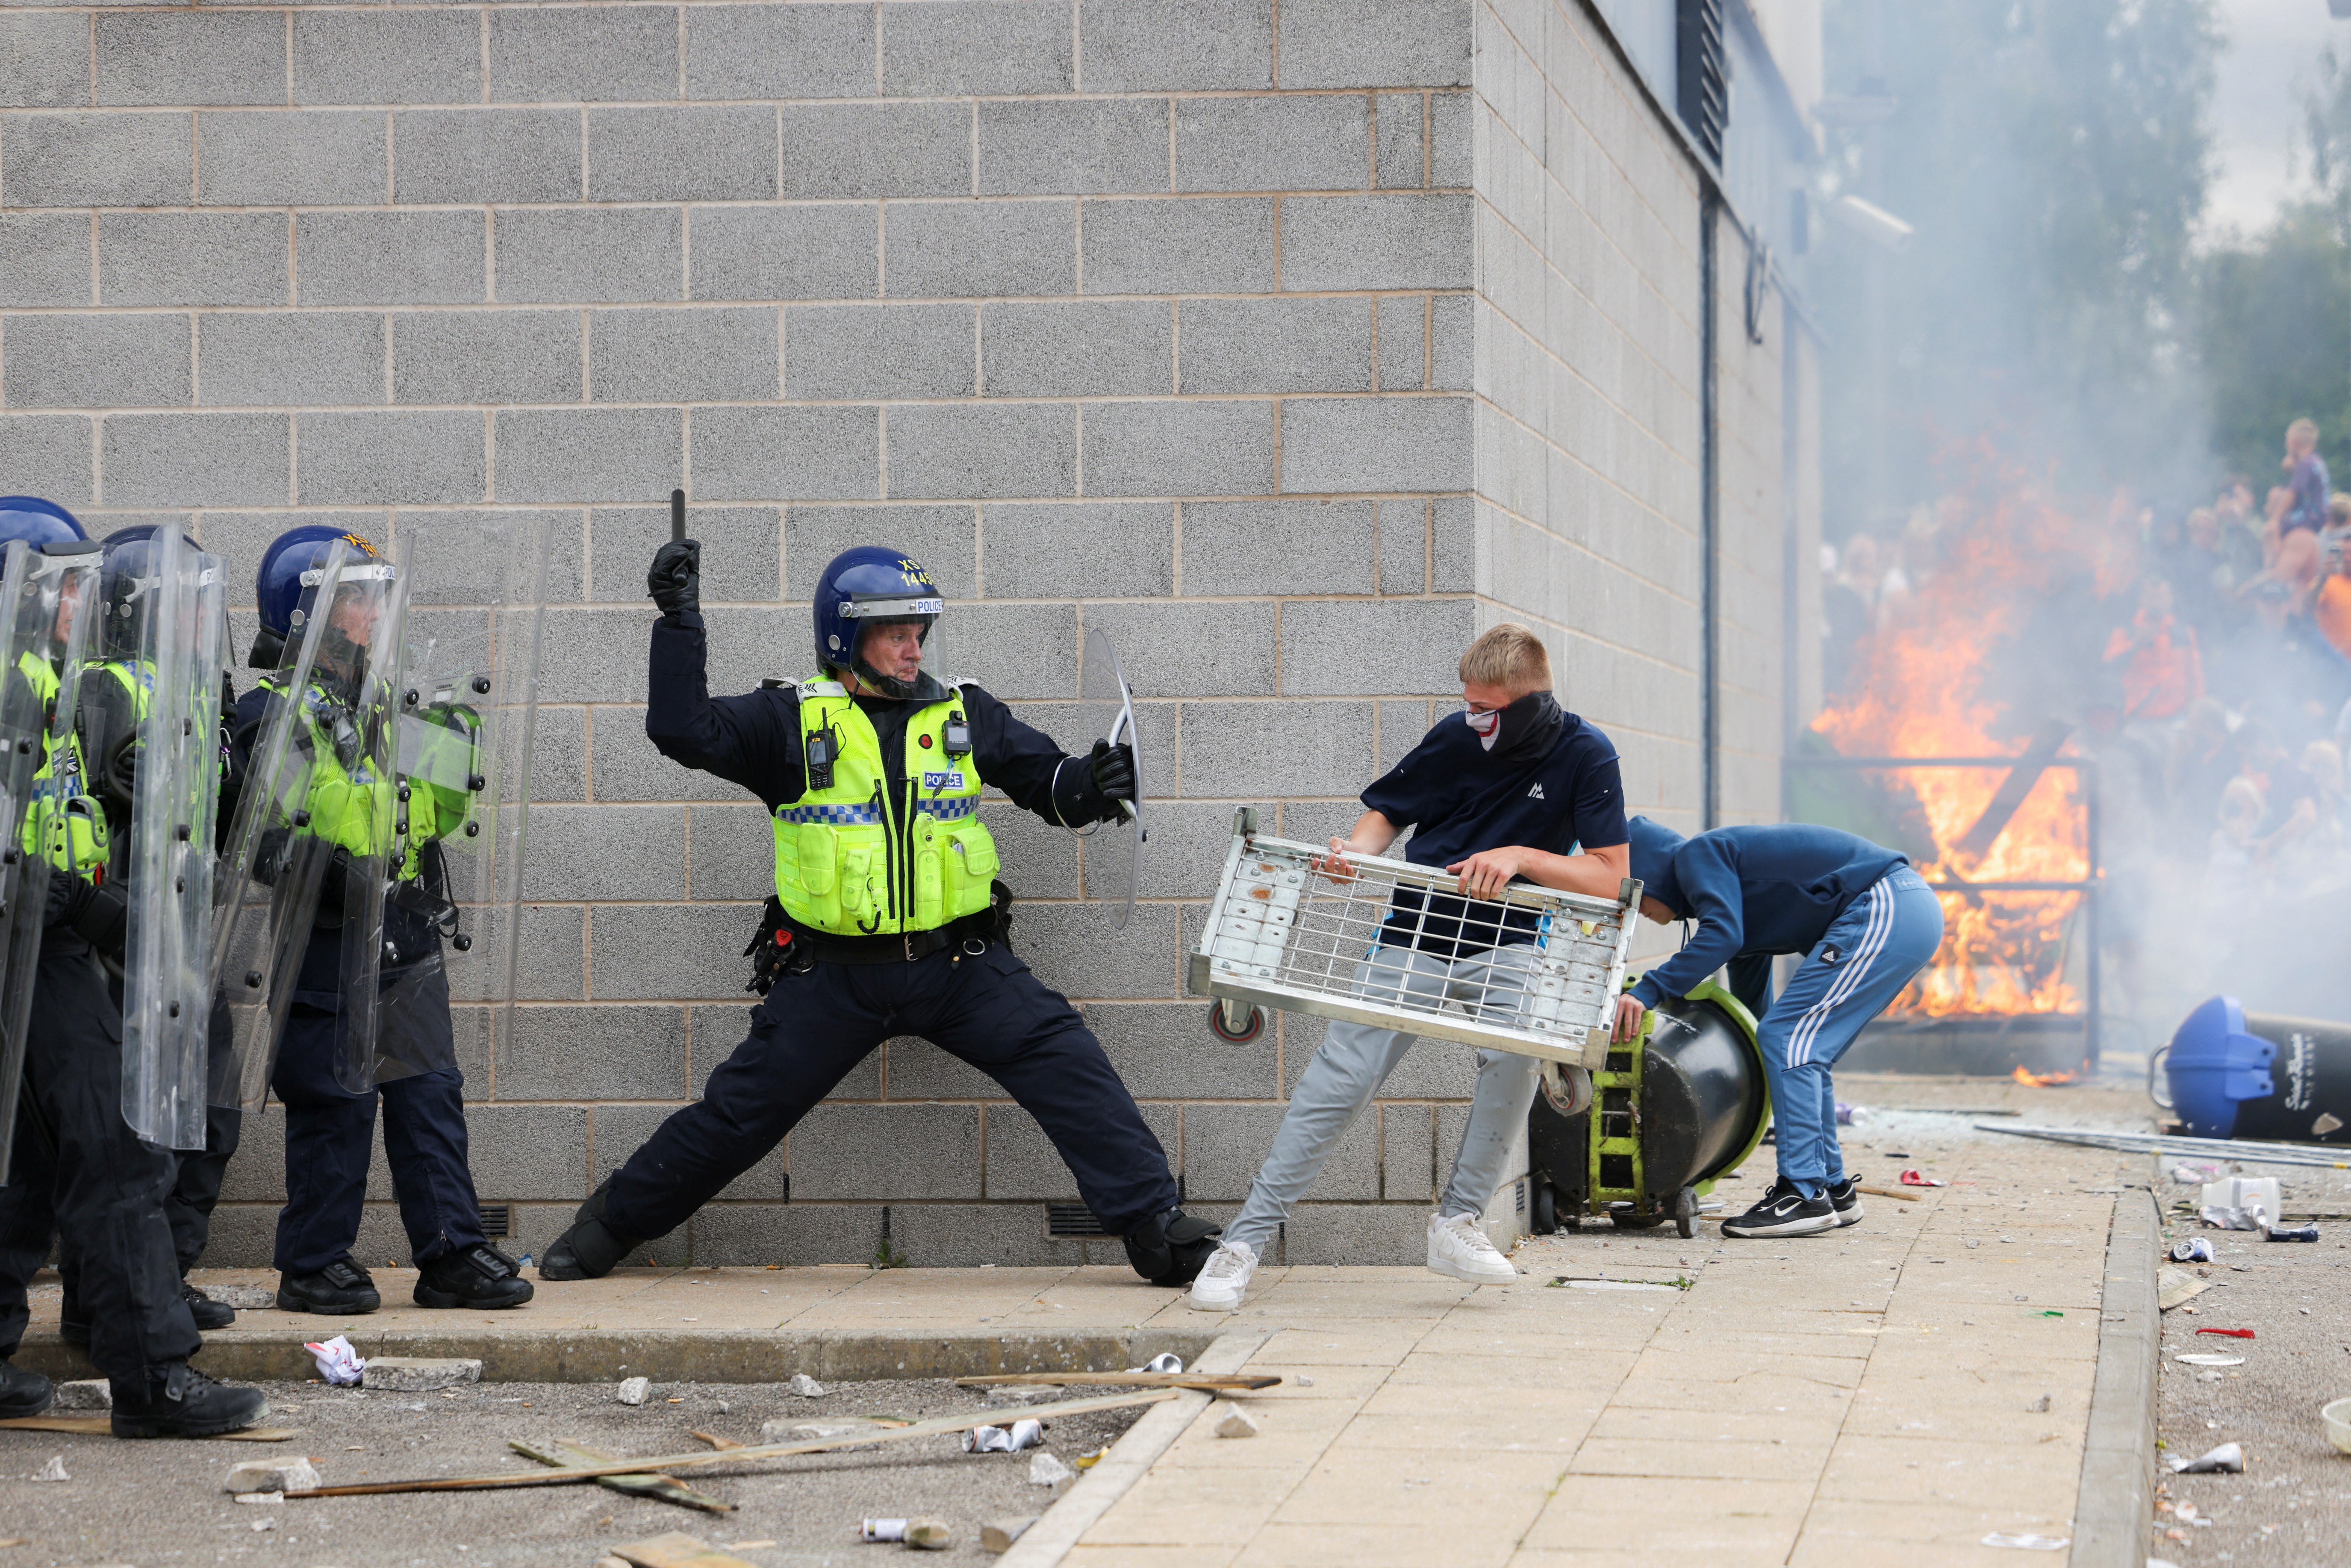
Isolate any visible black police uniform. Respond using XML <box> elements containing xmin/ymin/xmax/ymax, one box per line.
<box><xmin>0</xmin><ymin>890</ymin><xmax>200</xmax><ymax>1391</ymax></box>
<box><xmin>228</xmin><ymin>687</ymin><xmax>492</xmax><ymax>1281</ymax></box>
<box><xmin>584</xmin><ymin>607</ymin><xmax>1186</xmax><ymax>1263</ymax></box>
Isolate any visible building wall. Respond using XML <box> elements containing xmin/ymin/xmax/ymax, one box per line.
<box><xmin>1</xmin><ymin>0</ymin><xmax>1813</xmax><ymax>1268</ymax></box>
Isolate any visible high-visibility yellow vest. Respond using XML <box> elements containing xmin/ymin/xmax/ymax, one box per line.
<box><xmin>769</xmin><ymin>679</ymin><xmax>999</xmax><ymax>936</ymax></box>
<box><xmin>19</xmin><ymin>651</ymin><xmax>107</xmax><ymax>882</ymax></box>
<box><xmin>259</xmin><ymin>670</ymin><xmax>452</xmax><ymax>880</ymax></box>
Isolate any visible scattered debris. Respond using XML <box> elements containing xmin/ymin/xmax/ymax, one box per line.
<box><xmin>2170</xmin><ymin>1441</ymin><xmax>2244</xmax><ymax>1474</ymax></box>
<box><xmin>1028</xmin><ymin>1452</ymin><xmax>1075</xmax><ymax>1487</ymax></box>
<box><xmin>954</xmin><ymin>1371</ymin><xmax>1281</xmax><ymax>1393</ymax></box>
<box><xmin>616</xmin><ymin>1377</ymin><xmax>654</xmax><ymax>1407</ymax></box>
<box><xmin>50</xmin><ymin>1379</ymin><xmax>109</xmax><ymax>1410</ymax></box>
<box><xmin>33</xmin><ymin>1455</ymin><xmax>68</xmax><ymax>1482</ymax></box>
<box><xmin>859</xmin><ymin>1520</ymin><xmax>912</xmax><ymax>1543</ymax></box>
<box><xmin>1214</xmin><ymin>1408</ymin><xmax>1261</xmax><ymax>1439</ymax></box>
<box><xmin>2028</xmin><ymin>1394</ymin><xmax>2051</xmax><ymax>1413</ymax></box>
<box><xmin>787</xmin><ymin>1374</ymin><xmax>825</xmax><ymax>1398</ymax></box>
<box><xmin>760</xmin><ymin>1418</ymin><xmax>885</xmax><ymax>1450</ymax></box>
<box><xmin>0</xmin><ymin>1415</ymin><xmax>296</xmax><ymax>1441</ymax></box>
<box><xmin>1072</xmin><ymin>1447</ymin><xmax>1108</xmax><ymax>1470</ymax></box>
<box><xmin>981</xmin><ymin>1517</ymin><xmax>1037</xmax><ymax>1553</ymax></box>
<box><xmin>223</xmin><ymin>1459</ymin><xmax>321</xmax><ymax>1495</ymax></box>
<box><xmin>2156</xmin><ymin>1265</ymin><xmax>2212</xmax><ymax>1311</ymax></box>
<box><xmin>511</xmin><ymin>1439</ymin><xmax>734</xmax><ymax>1514</ymax></box>
<box><xmin>1295</xmin><ymin>1375</ymin><xmax>1315</xmax><ymax>1388</ymax></box>
<box><xmin>2264</xmin><ymin>1223</ymin><xmax>2321</xmax><ymax>1243</ymax></box>
<box><xmin>2194</xmin><ymin>1328</ymin><xmax>2256</xmax><ymax>1339</ymax></box>
<box><xmin>1976</xmin><ymin>1123</ymin><xmax>2351</xmax><ymax>1168</ymax></box>
<box><xmin>1980</xmin><ymin>1533</ymin><xmax>2069</xmax><ymax>1550</ymax></box>
<box><xmin>303</xmin><ymin>1335</ymin><xmax>365</xmax><ymax>1386</ymax></box>
<box><xmin>609</xmin><ymin>1530</ymin><xmax>761</xmax><ymax>1568</ymax></box>
<box><xmin>963</xmin><ymin>1419</ymin><xmax>1044</xmax><ymax>1453</ymax></box>
<box><xmin>233</xmin><ymin>1492</ymin><xmax>286</xmax><ymax>1506</ymax></box>
<box><xmin>2168</xmin><ymin>1239</ymin><xmax>2214</xmax><ymax>1263</ymax></box>
<box><xmin>1855</xmin><ymin>1185</ymin><xmax>1924</xmax><ymax>1201</ymax></box>
<box><xmin>251</xmin><ymin>1517</ymin><xmax>277</xmax><ymax>1533</ymax></box>
<box><xmin>206</xmin><ymin>1283</ymin><xmax>279</xmax><ymax>1310</ymax></box>
<box><xmin>904</xmin><ymin>1521</ymin><xmax>953</xmax><ymax>1551</ymax></box>
<box><xmin>362</xmin><ymin>1357</ymin><xmax>482</xmax><ymax>1393</ymax></box>
<box><xmin>2175</xmin><ymin>1354</ymin><xmax>2245</xmax><ymax>1367</ymax></box>
<box><xmin>1898</xmin><ymin>1170</ymin><xmax>1947</xmax><ymax>1187</ymax></box>
<box><xmin>282</xmin><ymin>1391</ymin><xmax>1179</xmax><ymax>1499</ymax></box>
<box><xmin>1127</xmin><ymin>1353</ymin><xmax>1184</xmax><ymax>1374</ymax></box>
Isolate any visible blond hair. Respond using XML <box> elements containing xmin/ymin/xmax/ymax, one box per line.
<box><xmin>1458</xmin><ymin>623</ymin><xmax>1552</xmax><ymax>694</ymax></box>
<box><xmin>2289</xmin><ymin>417</ymin><xmax>2320</xmax><ymax>448</ymax></box>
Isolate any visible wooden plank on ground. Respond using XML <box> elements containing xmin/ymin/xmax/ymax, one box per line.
<box><xmin>953</xmin><ymin>1372</ymin><xmax>1281</xmax><ymax>1391</ymax></box>
<box><xmin>510</xmin><ymin>1438</ymin><xmax>734</xmax><ymax>1514</ymax></box>
<box><xmin>609</xmin><ymin>1530</ymin><xmax>759</xmax><ymax>1568</ymax></box>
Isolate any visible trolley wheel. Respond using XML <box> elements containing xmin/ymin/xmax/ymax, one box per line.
<box><xmin>1530</xmin><ymin>1182</ymin><xmax>1558</xmax><ymax>1236</ymax></box>
<box><xmin>1538</xmin><ymin>1062</ymin><xmax>1594</xmax><ymax>1119</ymax></box>
<box><xmin>1607</xmin><ymin>1205</ymin><xmax>1667</xmax><ymax>1231</ymax></box>
<box><xmin>1206</xmin><ymin>999</ymin><xmax>1264</xmax><ymax>1044</ymax></box>
<box><xmin>1672</xmin><ymin>1186</ymin><xmax>1698</xmax><ymax>1239</ymax></box>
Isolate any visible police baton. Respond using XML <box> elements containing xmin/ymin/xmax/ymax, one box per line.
<box><xmin>670</xmin><ymin>487</ymin><xmax>686</xmax><ymax>544</ymax></box>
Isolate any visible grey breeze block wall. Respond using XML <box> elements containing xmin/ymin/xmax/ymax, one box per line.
<box><xmin>0</xmin><ymin>0</ymin><xmax>1807</xmax><ymax>1270</ymax></box>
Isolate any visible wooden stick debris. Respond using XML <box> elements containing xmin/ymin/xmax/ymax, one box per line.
<box><xmin>953</xmin><ymin>1372</ymin><xmax>1282</xmax><ymax>1392</ymax></box>
<box><xmin>283</xmin><ymin>1390</ymin><xmax>1178</xmax><ymax>1500</ymax></box>
<box><xmin>686</xmin><ymin>1429</ymin><xmax>744</xmax><ymax>1452</ymax></box>
<box><xmin>1854</xmin><ymin>1185</ymin><xmax>1924</xmax><ymax>1202</ymax></box>
<box><xmin>510</xmin><ymin>1438</ymin><xmax>735</xmax><ymax>1514</ymax></box>
<box><xmin>0</xmin><ymin>1415</ymin><xmax>298</xmax><ymax>1441</ymax></box>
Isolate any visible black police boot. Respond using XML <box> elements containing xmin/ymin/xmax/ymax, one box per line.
<box><xmin>182</xmin><ymin>1281</ymin><xmax>236</xmax><ymax>1331</ymax></box>
<box><xmin>1123</xmin><ymin>1208</ymin><xmax>1223</xmax><ymax>1286</ymax></box>
<box><xmin>276</xmin><ymin>1258</ymin><xmax>381</xmax><ymax>1315</ymax></box>
<box><xmin>109</xmin><ymin>1362</ymin><xmax>267</xmax><ymax>1439</ymax></box>
<box><xmin>415</xmin><ymin>1243</ymin><xmax>535</xmax><ymax>1309</ymax></box>
<box><xmin>0</xmin><ymin>1359</ymin><xmax>54</xmax><ymax>1419</ymax></box>
<box><xmin>539</xmin><ymin>1179</ymin><xmax>638</xmax><ymax>1282</ymax></box>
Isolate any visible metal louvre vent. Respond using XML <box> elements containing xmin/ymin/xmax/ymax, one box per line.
<box><xmin>1047</xmin><ymin>1204</ymin><xmax>1112</xmax><ymax>1238</ymax></box>
<box><xmin>478</xmin><ymin>1203</ymin><xmax>510</xmax><ymax>1238</ymax></box>
<box><xmin>1676</xmin><ymin>0</ymin><xmax>1729</xmax><ymax>163</ymax></box>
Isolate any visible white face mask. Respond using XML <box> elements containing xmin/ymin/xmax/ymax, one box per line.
<box><xmin>1464</xmin><ymin>705</ymin><xmax>1502</xmax><ymax>750</ymax></box>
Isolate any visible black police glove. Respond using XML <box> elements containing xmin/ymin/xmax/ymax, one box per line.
<box><xmin>648</xmin><ymin>538</ymin><xmax>701</xmax><ymax>618</ymax></box>
<box><xmin>1088</xmin><ymin>738</ymin><xmax>1136</xmax><ymax>803</ymax></box>
<box><xmin>64</xmin><ymin>878</ymin><xmax>129</xmax><ymax>958</ymax></box>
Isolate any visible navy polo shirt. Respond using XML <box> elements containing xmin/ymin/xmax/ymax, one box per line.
<box><xmin>1361</xmin><ymin>709</ymin><xmax>1628</xmax><ymax>961</ymax></box>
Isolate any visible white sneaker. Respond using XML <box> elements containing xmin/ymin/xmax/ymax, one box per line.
<box><xmin>1187</xmin><ymin>1240</ymin><xmax>1260</xmax><ymax>1312</ymax></box>
<box><xmin>1427</xmin><ymin>1211</ymin><xmax>1517</xmax><ymax>1285</ymax></box>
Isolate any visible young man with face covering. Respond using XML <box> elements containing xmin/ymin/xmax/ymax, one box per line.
<box><xmin>1188</xmin><ymin>625</ymin><xmax>1629</xmax><ymax>1310</ymax></box>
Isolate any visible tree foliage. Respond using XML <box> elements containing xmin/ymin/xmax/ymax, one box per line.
<box><xmin>1817</xmin><ymin>0</ymin><xmax>2219</xmax><ymax>532</ymax></box>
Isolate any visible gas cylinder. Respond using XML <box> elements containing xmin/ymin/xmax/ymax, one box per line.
<box><xmin>2162</xmin><ymin>996</ymin><xmax>2351</xmax><ymax>1145</ymax></box>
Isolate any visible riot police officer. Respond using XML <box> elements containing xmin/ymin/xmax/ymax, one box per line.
<box><xmin>227</xmin><ymin>526</ymin><xmax>531</xmax><ymax>1314</ymax></box>
<box><xmin>540</xmin><ymin>542</ymin><xmax>1220</xmax><ymax>1286</ymax></box>
<box><xmin>0</xmin><ymin>498</ymin><xmax>265</xmax><ymax>1436</ymax></box>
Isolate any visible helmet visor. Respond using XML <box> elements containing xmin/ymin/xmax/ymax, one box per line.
<box><xmin>838</xmin><ymin>592</ymin><xmax>945</xmax><ymax>699</ymax></box>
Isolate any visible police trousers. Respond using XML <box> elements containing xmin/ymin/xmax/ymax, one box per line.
<box><xmin>271</xmin><ymin>924</ymin><xmax>485</xmax><ymax>1276</ymax></box>
<box><xmin>605</xmin><ymin>939</ymin><xmax>1178</xmax><ymax>1244</ymax></box>
<box><xmin>0</xmin><ymin>942</ymin><xmax>200</xmax><ymax>1383</ymax></box>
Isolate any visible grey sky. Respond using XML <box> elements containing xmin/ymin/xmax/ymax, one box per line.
<box><xmin>2206</xmin><ymin>0</ymin><xmax>2344</xmax><ymax>239</ymax></box>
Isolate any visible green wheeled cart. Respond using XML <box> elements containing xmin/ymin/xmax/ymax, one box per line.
<box><xmin>1525</xmin><ymin>977</ymin><xmax>1772</xmax><ymax>1239</ymax></box>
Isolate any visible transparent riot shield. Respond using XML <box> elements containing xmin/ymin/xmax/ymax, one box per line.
<box><xmin>345</xmin><ymin>513</ymin><xmax>548</xmax><ymax>1095</ymax></box>
<box><xmin>1078</xmin><ymin>625</ymin><xmax>1146</xmax><ymax>929</ymax></box>
<box><xmin>209</xmin><ymin>539</ymin><xmax>406</xmax><ymax>1113</ymax></box>
<box><xmin>117</xmin><ymin>526</ymin><xmax>229</xmax><ymax>1149</ymax></box>
<box><xmin>0</xmin><ymin>539</ymin><xmax>103</xmax><ymax>1182</ymax></box>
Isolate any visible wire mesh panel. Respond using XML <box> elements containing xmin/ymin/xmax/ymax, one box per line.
<box><xmin>1186</xmin><ymin>810</ymin><xmax>1638</xmax><ymax>1066</ymax></box>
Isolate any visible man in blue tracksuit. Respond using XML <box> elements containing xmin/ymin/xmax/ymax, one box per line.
<box><xmin>1617</xmin><ymin>818</ymin><xmax>1945</xmax><ymax>1238</ymax></box>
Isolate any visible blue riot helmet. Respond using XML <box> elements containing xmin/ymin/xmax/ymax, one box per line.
<box><xmin>0</xmin><ymin>496</ymin><xmax>88</xmax><ymax>549</ymax></box>
<box><xmin>811</xmin><ymin>546</ymin><xmax>945</xmax><ymax>701</ymax></box>
<box><xmin>252</xmin><ymin>524</ymin><xmax>396</xmax><ymax>671</ymax></box>
<box><xmin>101</xmin><ymin>523</ymin><xmax>158</xmax><ymax>548</ymax></box>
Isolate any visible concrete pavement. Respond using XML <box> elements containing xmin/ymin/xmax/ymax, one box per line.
<box><xmin>6</xmin><ymin>1076</ymin><xmax>2156</xmax><ymax>1563</ymax></box>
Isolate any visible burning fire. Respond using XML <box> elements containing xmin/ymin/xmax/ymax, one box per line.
<box><xmin>2013</xmin><ymin>1065</ymin><xmax>2079</xmax><ymax>1088</ymax></box>
<box><xmin>1812</xmin><ymin>452</ymin><xmax>2122</xmax><ymax>1017</ymax></box>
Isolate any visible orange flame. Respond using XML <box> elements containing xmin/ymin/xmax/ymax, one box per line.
<box><xmin>1813</xmin><ymin>451</ymin><xmax>2120</xmax><ymax>1017</ymax></box>
<box><xmin>2012</xmin><ymin>1065</ymin><xmax>2079</xmax><ymax>1088</ymax></box>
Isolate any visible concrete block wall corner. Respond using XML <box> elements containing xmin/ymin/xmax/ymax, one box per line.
<box><xmin>1</xmin><ymin>0</ymin><xmax>1816</xmax><ymax>1268</ymax></box>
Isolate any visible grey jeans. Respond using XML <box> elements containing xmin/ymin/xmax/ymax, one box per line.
<box><xmin>1223</xmin><ymin>942</ymin><xmax>1544</xmax><ymax>1255</ymax></box>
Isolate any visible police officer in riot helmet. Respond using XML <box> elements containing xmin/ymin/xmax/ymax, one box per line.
<box><xmin>43</xmin><ymin>527</ymin><xmax>247</xmax><ymax>1347</ymax></box>
<box><xmin>540</xmin><ymin>539</ymin><xmax>1220</xmax><ymax>1287</ymax></box>
<box><xmin>226</xmin><ymin>526</ymin><xmax>532</xmax><ymax>1315</ymax></box>
<box><xmin>0</xmin><ymin>497</ymin><xmax>267</xmax><ymax>1435</ymax></box>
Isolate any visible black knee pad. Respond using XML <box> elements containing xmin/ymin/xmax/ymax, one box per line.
<box><xmin>1123</xmin><ymin>1208</ymin><xmax>1222</xmax><ymax>1286</ymax></box>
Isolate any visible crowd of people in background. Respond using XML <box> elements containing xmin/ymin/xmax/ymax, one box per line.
<box><xmin>1819</xmin><ymin>416</ymin><xmax>2351</xmax><ymax>1016</ymax></box>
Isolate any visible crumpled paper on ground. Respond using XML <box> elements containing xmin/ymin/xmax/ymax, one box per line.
<box><xmin>302</xmin><ymin>1334</ymin><xmax>365</xmax><ymax>1385</ymax></box>
<box><xmin>2171</xmin><ymin>1441</ymin><xmax>2245</xmax><ymax>1474</ymax></box>
<box><xmin>963</xmin><ymin>1418</ymin><xmax>1044</xmax><ymax>1453</ymax></box>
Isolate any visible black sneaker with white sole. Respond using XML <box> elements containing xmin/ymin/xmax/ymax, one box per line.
<box><xmin>1826</xmin><ymin>1176</ymin><xmax>1864</xmax><ymax>1228</ymax></box>
<box><xmin>1722</xmin><ymin>1180</ymin><xmax>1837</xmax><ymax>1238</ymax></box>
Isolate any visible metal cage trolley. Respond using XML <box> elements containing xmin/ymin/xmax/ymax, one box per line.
<box><xmin>1187</xmin><ymin>809</ymin><xmax>1641</xmax><ymax>1112</ymax></box>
